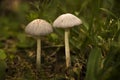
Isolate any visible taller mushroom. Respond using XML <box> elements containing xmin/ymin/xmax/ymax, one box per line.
<box><xmin>53</xmin><ymin>13</ymin><xmax>82</xmax><ymax>68</ymax></box>
<box><xmin>25</xmin><ymin>19</ymin><xmax>53</xmax><ymax>70</ymax></box>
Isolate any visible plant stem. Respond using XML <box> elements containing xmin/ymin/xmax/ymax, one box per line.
<box><xmin>65</xmin><ymin>29</ymin><xmax>71</xmax><ymax>68</ymax></box>
<box><xmin>36</xmin><ymin>38</ymin><xmax>41</xmax><ymax>70</ymax></box>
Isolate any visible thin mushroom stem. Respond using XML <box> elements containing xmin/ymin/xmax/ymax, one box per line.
<box><xmin>65</xmin><ymin>29</ymin><xmax>71</xmax><ymax>68</ymax></box>
<box><xmin>36</xmin><ymin>38</ymin><xmax>41</xmax><ymax>70</ymax></box>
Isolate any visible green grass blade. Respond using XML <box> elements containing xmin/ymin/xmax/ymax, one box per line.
<box><xmin>100</xmin><ymin>8</ymin><xmax>117</xmax><ymax>19</ymax></box>
<box><xmin>85</xmin><ymin>47</ymin><xmax>102</xmax><ymax>80</ymax></box>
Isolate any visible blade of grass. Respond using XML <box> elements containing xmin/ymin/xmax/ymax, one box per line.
<box><xmin>85</xmin><ymin>47</ymin><xmax>102</xmax><ymax>80</ymax></box>
<box><xmin>100</xmin><ymin>8</ymin><xmax>117</xmax><ymax>19</ymax></box>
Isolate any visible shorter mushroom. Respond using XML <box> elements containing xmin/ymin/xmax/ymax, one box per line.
<box><xmin>53</xmin><ymin>13</ymin><xmax>82</xmax><ymax>68</ymax></box>
<box><xmin>25</xmin><ymin>19</ymin><xmax>53</xmax><ymax>70</ymax></box>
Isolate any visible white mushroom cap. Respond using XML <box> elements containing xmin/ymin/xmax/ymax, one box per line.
<box><xmin>25</xmin><ymin>19</ymin><xmax>53</xmax><ymax>36</ymax></box>
<box><xmin>53</xmin><ymin>13</ymin><xmax>82</xmax><ymax>28</ymax></box>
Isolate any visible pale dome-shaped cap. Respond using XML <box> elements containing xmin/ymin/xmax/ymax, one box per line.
<box><xmin>25</xmin><ymin>19</ymin><xmax>53</xmax><ymax>36</ymax></box>
<box><xmin>53</xmin><ymin>13</ymin><xmax>82</xmax><ymax>28</ymax></box>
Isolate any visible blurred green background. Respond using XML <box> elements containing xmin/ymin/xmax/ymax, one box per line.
<box><xmin>0</xmin><ymin>0</ymin><xmax>120</xmax><ymax>80</ymax></box>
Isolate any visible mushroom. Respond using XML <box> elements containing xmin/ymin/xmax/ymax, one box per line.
<box><xmin>25</xmin><ymin>19</ymin><xmax>53</xmax><ymax>69</ymax></box>
<box><xmin>53</xmin><ymin>13</ymin><xmax>82</xmax><ymax>68</ymax></box>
